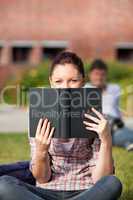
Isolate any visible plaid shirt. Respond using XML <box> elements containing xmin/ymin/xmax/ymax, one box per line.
<box><xmin>29</xmin><ymin>137</ymin><xmax>101</xmax><ymax>190</ymax></box>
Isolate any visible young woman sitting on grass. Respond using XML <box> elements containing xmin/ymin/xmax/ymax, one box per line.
<box><xmin>0</xmin><ymin>51</ymin><xmax>122</xmax><ymax>200</ymax></box>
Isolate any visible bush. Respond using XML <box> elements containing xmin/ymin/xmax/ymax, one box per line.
<box><xmin>20</xmin><ymin>60</ymin><xmax>51</xmax><ymax>89</ymax></box>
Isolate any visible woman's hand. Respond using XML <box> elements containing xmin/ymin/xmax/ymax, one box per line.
<box><xmin>31</xmin><ymin>118</ymin><xmax>54</xmax><ymax>183</ymax></box>
<box><xmin>35</xmin><ymin>118</ymin><xmax>55</xmax><ymax>156</ymax></box>
<box><xmin>83</xmin><ymin>107</ymin><xmax>111</xmax><ymax>144</ymax></box>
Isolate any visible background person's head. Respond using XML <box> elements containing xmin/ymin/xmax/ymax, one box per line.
<box><xmin>88</xmin><ymin>59</ymin><xmax>108</xmax><ymax>88</ymax></box>
<box><xmin>49</xmin><ymin>51</ymin><xmax>85</xmax><ymax>88</ymax></box>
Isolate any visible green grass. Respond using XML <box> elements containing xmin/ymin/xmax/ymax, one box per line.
<box><xmin>112</xmin><ymin>147</ymin><xmax>133</xmax><ymax>200</ymax></box>
<box><xmin>0</xmin><ymin>133</ymin><xmax>30</xmax><ymax>163</ymax></box>
<box><xmin>0</xmin><ymin>133</ymin><xmax>132</xmax><ymax>199</ymax></box>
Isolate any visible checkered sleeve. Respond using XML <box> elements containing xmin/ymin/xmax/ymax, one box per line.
<box><xmin>90</xmin><ymin>137</ymin><xmax>101</xmax><ymax>167</ymax></box>
<box><xmin>89</xmin><ymin>137</ymin><xmax>115</xmax><ymax>175</ymax></box>
<box><xmin>28</xmin><ymin>137</ymin><xmax>36</xmax><ymax>171</ymax></box>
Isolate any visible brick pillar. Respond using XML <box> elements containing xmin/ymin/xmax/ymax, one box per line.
<box><xmin>29</xmin><ymin>46</ymin><xmax>42</xmax><ymax>65</ymax></box>
<box><xmin>0</xmin><ymin>45</ymin><xmax>12</xmax><ymax>65</ymax></box>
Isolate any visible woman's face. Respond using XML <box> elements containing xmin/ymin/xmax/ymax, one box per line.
<box><xmin>49</xmin><ymin>63</ymin><xmax>85</xmax><ymax>88</ymax></box>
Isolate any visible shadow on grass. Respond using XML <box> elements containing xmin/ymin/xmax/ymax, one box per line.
<box><xmin>121</xmin><ymin>190</ymin><xmax>133</xmax><ymax>200</ymax></box>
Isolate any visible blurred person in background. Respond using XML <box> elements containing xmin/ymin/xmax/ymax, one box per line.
<box><xmin>84</xmin><ymin>59</ymin><xmax>133</xmax><ymax>151</ymax></box>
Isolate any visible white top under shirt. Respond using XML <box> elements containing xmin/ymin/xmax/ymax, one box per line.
<box><xmin>84</xmin><ymin>83</ymin><xmax>121</xmax><ymax>118</ymax></box>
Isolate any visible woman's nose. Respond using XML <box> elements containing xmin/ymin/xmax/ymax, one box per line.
<box><xmin>62</xmin><ymin>82</ymin><xmax>70</xmax><ymax>88</ymax></box>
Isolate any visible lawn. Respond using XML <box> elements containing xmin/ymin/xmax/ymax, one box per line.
<box><xmin>0</xmin><ymin>133</ymin><xmax>132</xmax><ymax>200</ymax></box>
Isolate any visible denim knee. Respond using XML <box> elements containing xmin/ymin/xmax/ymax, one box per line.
<box><xmin>108</xmin><ymin>175</ymin><xmax>122</xmax><ymax>189</ymax></box>
<box><xmin>103</xmin><ymin>175</ymin><xmax>122</xmax><ymax>196</ymax></box>
<box><xmin>0</xmin><ymin>175</ymin><xmax>19</xmax><ymax>197</ymax></box>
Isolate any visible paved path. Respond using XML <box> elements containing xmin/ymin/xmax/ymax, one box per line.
<box><xmin>0</xmin><ymin>104</ymin><xmax>133</xmax><ymax>133</ymax></box>
<box><xmin>0</xmin><ymin>105</ymin><xmax>28</xmax><ymax>133</ymax></box>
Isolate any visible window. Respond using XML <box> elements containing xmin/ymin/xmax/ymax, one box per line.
<box><xmin>0</xmin><ymin>47</ymin><xmax>2</xmax><ymax>63</ymax></box>
<box><xmin>116</xmin><ymin>43</ymin><xmax>133</xmax><ymax>62</ymax></box>
<box><xmin>12</xmin><ymin>47</ymin><xmax>32</xmax><ymax>63</ymax></box>
<box><xmin>11</xmin><ymin>41</ymin><xmax>35</xmax><ymax>64</ymax></box>
<box><xmin>42</xmin><ymin>40</ymin><xmax>68</xmax><ymax>59</ymax></box>
<box><xmin>43</xmin><ymin>47</ymin><xmax>66</xmax><ymax>59</ymax></box>
<box><xmin>0</xmin><ymin>41</ymin><xmax>4</xmax><ymax>64</ymax></box>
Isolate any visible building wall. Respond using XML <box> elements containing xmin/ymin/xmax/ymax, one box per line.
<box><xmin>0</xmin><ymin>0</ymin><xmax>133</xmax><ymax>67</ymax></box>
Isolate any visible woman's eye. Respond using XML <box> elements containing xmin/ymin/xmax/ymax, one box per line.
<box><xmin>55</xmin><ymin>80</ymin><xmax>61</xmax><ymax>83</ymax></box>
<box><xmin>72</xmin><ymin>80</ymin><xmax>78</xmax><ymax>82</ymax></box>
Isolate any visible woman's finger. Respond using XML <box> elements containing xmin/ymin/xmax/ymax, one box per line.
<box><xmin>35</xmin><ymin>118</ymin><xmax>43</xmax><ymax>138</ymax></box>
<box><xmin>83</xmin><ymin>121</ymin><xmax>98</xmax><ymax>128</ymax></box>
<box><xmin>43</xmin><ymin>121</ymin><xmax>51</xmax><ymax>140</ymax></box>
<box><xmin>47</xmin><ymin>127</ymin><xmax>55</xmax><ymax>144</ymax></box>
<box><xmin>40</xmin><ymin>118</ymin><xmax>49</xmax><ymax>137</ymax></box>
<box><xmin>85</xmin><ymin>126</ymin><xmax>97</xmax><ymax>132</ymax></box>
<box><xmin>91</xmin><ymin>107</ymin><xmax>103</xmax><ymax>120</ymax></box>
<box><xmin>84</xmin><ymin>113</ymin><xmax>100</xmax><ymax>124</ymax></box>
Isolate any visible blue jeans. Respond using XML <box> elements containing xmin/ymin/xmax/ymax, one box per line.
<box><xmin>112</xmin><ymin>126</ymin><xmax>133</xmax><ymax>148</ymax></box>
<box><xmin>0</xmin><ymin>175</ymin><xmax>122</xmax><ymax>200</ymax></box>
<box><xmin>106</xmin><ymin>115</ymin><xmax>133</xmax><ymax>148</ymax></box>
